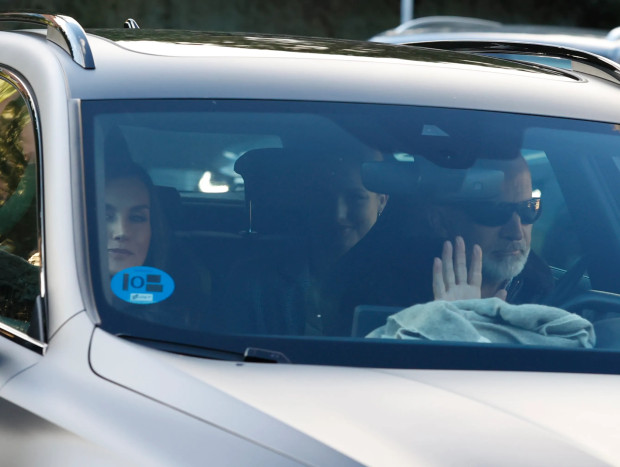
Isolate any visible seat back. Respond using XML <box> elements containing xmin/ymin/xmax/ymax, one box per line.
<box><xmin>234</xmin><ymin>148</ymin><xmax>313</xmax><ymax>236</ymax></box>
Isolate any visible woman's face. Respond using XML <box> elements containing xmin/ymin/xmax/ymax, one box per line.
<box><xmin>106</xmin><ymin>177</ymin><xmax>151</xmax><ymax>275</ymax></box>
<box><xmin>311</xmin><ymin>165</ymin><xmax>387</xmax><ymax>258</ymax></box>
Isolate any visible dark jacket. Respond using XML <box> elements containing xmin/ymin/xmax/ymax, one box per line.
<box><xmin>215</xmin><ymin>232</ymin><xmax>555</xmax><ymax>337</ymax></box>
<box><xmin>323</xmin><ymin>233</ymin><xmax>555</xmax><ymax>336</ymax></box>
<box><xmin>216</xmin><ymin>247</ymin><xmax>335</xmax><ymax>335</ymax></box>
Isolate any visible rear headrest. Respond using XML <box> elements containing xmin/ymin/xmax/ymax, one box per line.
<box><xmin>235</xmin><ymin>148</ymin><xmax>311</xmax><ymax>234</ymax></box>
<box><xmin>154</xmin><ymin>185</ymin><xmax>181</xmax><ymax>227</ymax></box>
<box><xmin>234</xmin><ymin>148</ymin><xmax>309</xmax><ymax>191</ymax></box>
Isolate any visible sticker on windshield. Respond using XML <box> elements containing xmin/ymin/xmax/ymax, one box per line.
<box><xmin>111</xmin><ymin>266</ymin><xmax>175</xmax><ymax>305</ymax></box>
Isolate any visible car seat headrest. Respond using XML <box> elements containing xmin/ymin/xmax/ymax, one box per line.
<box><xmin>235</xmin><ymin>148</ymin><xmax>311</xmax><ymax>235</ymax></box>
<box><xmin>154</xmin><ymin>185</ymin><xmax>181</xmax><ymax>227</ymax></box>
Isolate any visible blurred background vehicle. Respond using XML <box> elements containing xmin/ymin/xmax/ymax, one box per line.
<box><xmin>370</xmin><ymin>15</ymin><xmax>620</xmax><ymax>62</ymax></box>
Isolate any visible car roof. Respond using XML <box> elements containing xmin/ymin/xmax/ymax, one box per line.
<box><xmin>4</xmin><ymin>17</ymin><xmax>620</xmax><ymax>123</ymax></box>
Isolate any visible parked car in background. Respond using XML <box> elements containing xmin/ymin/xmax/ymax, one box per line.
<box><xmin>2</xmin><ymin>11</ymin><xmax>620</xmax><ymax>466</ymax></box>
<box><xmin>370</xmin><ymin>15</ymin><xmax>620</xmax><ymax>63</ymax></box>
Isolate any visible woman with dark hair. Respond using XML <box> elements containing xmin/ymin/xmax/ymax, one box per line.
<box><xmin>219</xmin><ymin>148</ymin><xmax>388</xmax><ymax>336</ymax></box>
<box><xmin>104</xmin><ymin>160</ymin><xmax>208</xmax><ymax>328</ymax></box>
<box><xmin>105</xmin><ymin>161</ymin><xmax>168</xmax><ymax>276</ymax></box>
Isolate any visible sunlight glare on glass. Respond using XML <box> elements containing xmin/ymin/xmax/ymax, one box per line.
<box><xmin>198</xmin><ymin>171</ymin><xmax>229</xmax><ymax>193</ymax></box>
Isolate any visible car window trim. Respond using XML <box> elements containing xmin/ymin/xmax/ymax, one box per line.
<box><xmin>0</xmin><ymin>320</ymin><xmax>46</xmax><ymax>355</ymax></box>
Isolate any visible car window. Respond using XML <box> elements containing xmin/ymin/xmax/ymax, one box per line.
<box><xmin>82</xmin><ymin>99</ymin><xmax>620</xmax><ymax>366</ymax></box>
<box><xmin>524</xmin><ymin>150</ymin><xmax>582</xmax><ymax>272</ymax></box>
<box><xmin>0</xmin><ymin>77</ymin><xmax>40</xmax><ymax>335</ymax></box>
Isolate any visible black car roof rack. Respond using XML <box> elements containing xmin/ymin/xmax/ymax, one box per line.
<box><xmin>409</xmin><ymin>40</ymin><xmax>620</xmax><ymax>84</ymax></box>
<box><xmin>0</xmin><ymin>12</ymin><xmax>94</xmax><ymax>69</ymax></box>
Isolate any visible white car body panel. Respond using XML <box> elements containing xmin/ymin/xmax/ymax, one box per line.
<box><xmin>90</xmin><ymin>331</ymin><xmax>616</xmax><ymax>466</ymax></box>
<box><xmin>58</xmin><ymin>33</ymin><xmax>620</xmax><ymax>122</ymax></box>
<box><xmin>2</xmin><ymin>313</ymin><xmax>341</xmax><ymax>466</ymax></box>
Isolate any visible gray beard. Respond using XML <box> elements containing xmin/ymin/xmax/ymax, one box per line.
<box><xmin>482</xmin><ymin>247</ymin><xmax>530</xmax><ymax>284</ymax></box>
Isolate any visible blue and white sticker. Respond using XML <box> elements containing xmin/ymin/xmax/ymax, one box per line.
<box><xmin>111</xmin><ymin>266</ymin><xmax>175</xmax><ymax>305</ymax></box>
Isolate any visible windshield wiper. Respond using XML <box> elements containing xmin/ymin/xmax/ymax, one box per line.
<box><xmin>121</xmin><ymin>335</ymin><xmax>246</xmax><ymax>361</ymax></box>
<box><xmin>243</xmin><ymin>347</ymin><xmax>291</xmax><ymax>363</ymax></box>
<box><xmin>120</xmin><ymin>335</ymin><xmax>292</xmax><ymax>363</ymax></box>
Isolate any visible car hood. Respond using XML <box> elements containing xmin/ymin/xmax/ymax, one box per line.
<box><xmin>90</xmin><ymin>329</ymin><xmax>620</xmax><ymax>466</ymax></box>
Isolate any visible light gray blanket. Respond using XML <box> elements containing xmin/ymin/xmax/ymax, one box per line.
<box><xmin>366</xmin><ymin>298</ymin><xmax>595</xmax><ymax>348</ymax></box>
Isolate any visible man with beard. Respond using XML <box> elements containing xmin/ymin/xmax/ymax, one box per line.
<box><xmin>326</xmin><ymin>155</ymin><xmax>554</xmax><ymax>336</ymax></box>
<box><xmin>427</xmin><ymin>156</ymin><xmax>551</xmax><ymax>303</ymax></box>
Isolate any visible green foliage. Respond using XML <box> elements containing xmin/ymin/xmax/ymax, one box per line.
<box><xmin>0</xmin><ymin>82</ymin><xmax>37</xmax><ymax>260</ymax></box>
<box><xmin>0</xmin><ymin>88</ymin><xmax>28</xmax><ymax>205</ymax></box>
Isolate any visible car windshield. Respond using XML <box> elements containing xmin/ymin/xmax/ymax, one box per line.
<box><xmin>82</xmin><ymin>99</ymin><xmax>620</xmax><ymax>369</ymax></box>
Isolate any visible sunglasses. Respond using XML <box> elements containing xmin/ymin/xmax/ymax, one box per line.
<box><xmin>458</xmin><ymin>197</ymin><xmax>542</xmax><ymax>227</ymax></box>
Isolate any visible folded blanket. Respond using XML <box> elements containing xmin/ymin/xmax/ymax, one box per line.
<box><xmin>366</xmin><ymin>297</ymin><xmax>595</xmax><ymax>348</ymax></box>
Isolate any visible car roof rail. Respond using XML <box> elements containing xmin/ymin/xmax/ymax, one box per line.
<box><xmin>124</xmin><ymin>18</ymin><xmax>140</xmax><ymax>29</ymax></box>
<box><xmin>391</xmin><ymin>16</ymin><xmax>502</xmax><ymax>35</ymax></box>
<box><xmin>409</xmin><ymin>40</ymin><xmax>620</xmax><ymax>84</ymax></box>
<box><xmin>0</xmin><ymin>12</ymin><xmax>94</xmax><ymax>69</ymax></box>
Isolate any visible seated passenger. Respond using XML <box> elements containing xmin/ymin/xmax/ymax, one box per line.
<box><xmin>427</xmin><ymin>156</ymin><xmax>552</xmax><ymax>303</ymax></box>
<box><xmin>106</xmin><ymin>162</ymin><xmax>167</xmax><ymax>275</ymax></box>
<box><xmin>105</xmin><ymin>161</ymin><xmax>208</xmax><ymax>327</ymax></box>
<box><xmin>306</xmin><ymin>151</ymin><xmax>388</xmax><ymax>268</ymax></box>
<box><xmin>330</xmin><ymin>155</ymin><xmax>555</xmax><ymax>335</ymax></box>
<box><xmin>367</xmin><ymin>234</ymin><xmax>594</xmax><ymax>348</ymax></box>
<box><xmin>218</xmin><ymin>149</ymin><xmax>388</xmax><ymax>335</ymax></box>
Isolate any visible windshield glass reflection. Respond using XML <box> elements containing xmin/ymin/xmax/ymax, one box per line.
<box><xmin>81</xmin><ymin>99</ymin><xmax>620</xmax><ymax>367</ymax></box>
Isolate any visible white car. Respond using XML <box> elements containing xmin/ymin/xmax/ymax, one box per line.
<box><xmin>1</xmin><ymin>12</ymin><xmax>620</xmax><ymax>466</ymax></box>
<box><xmin>370</xmin><ymin>15</ymin><xmax>620</xmax><ymax>62</ymax></box>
